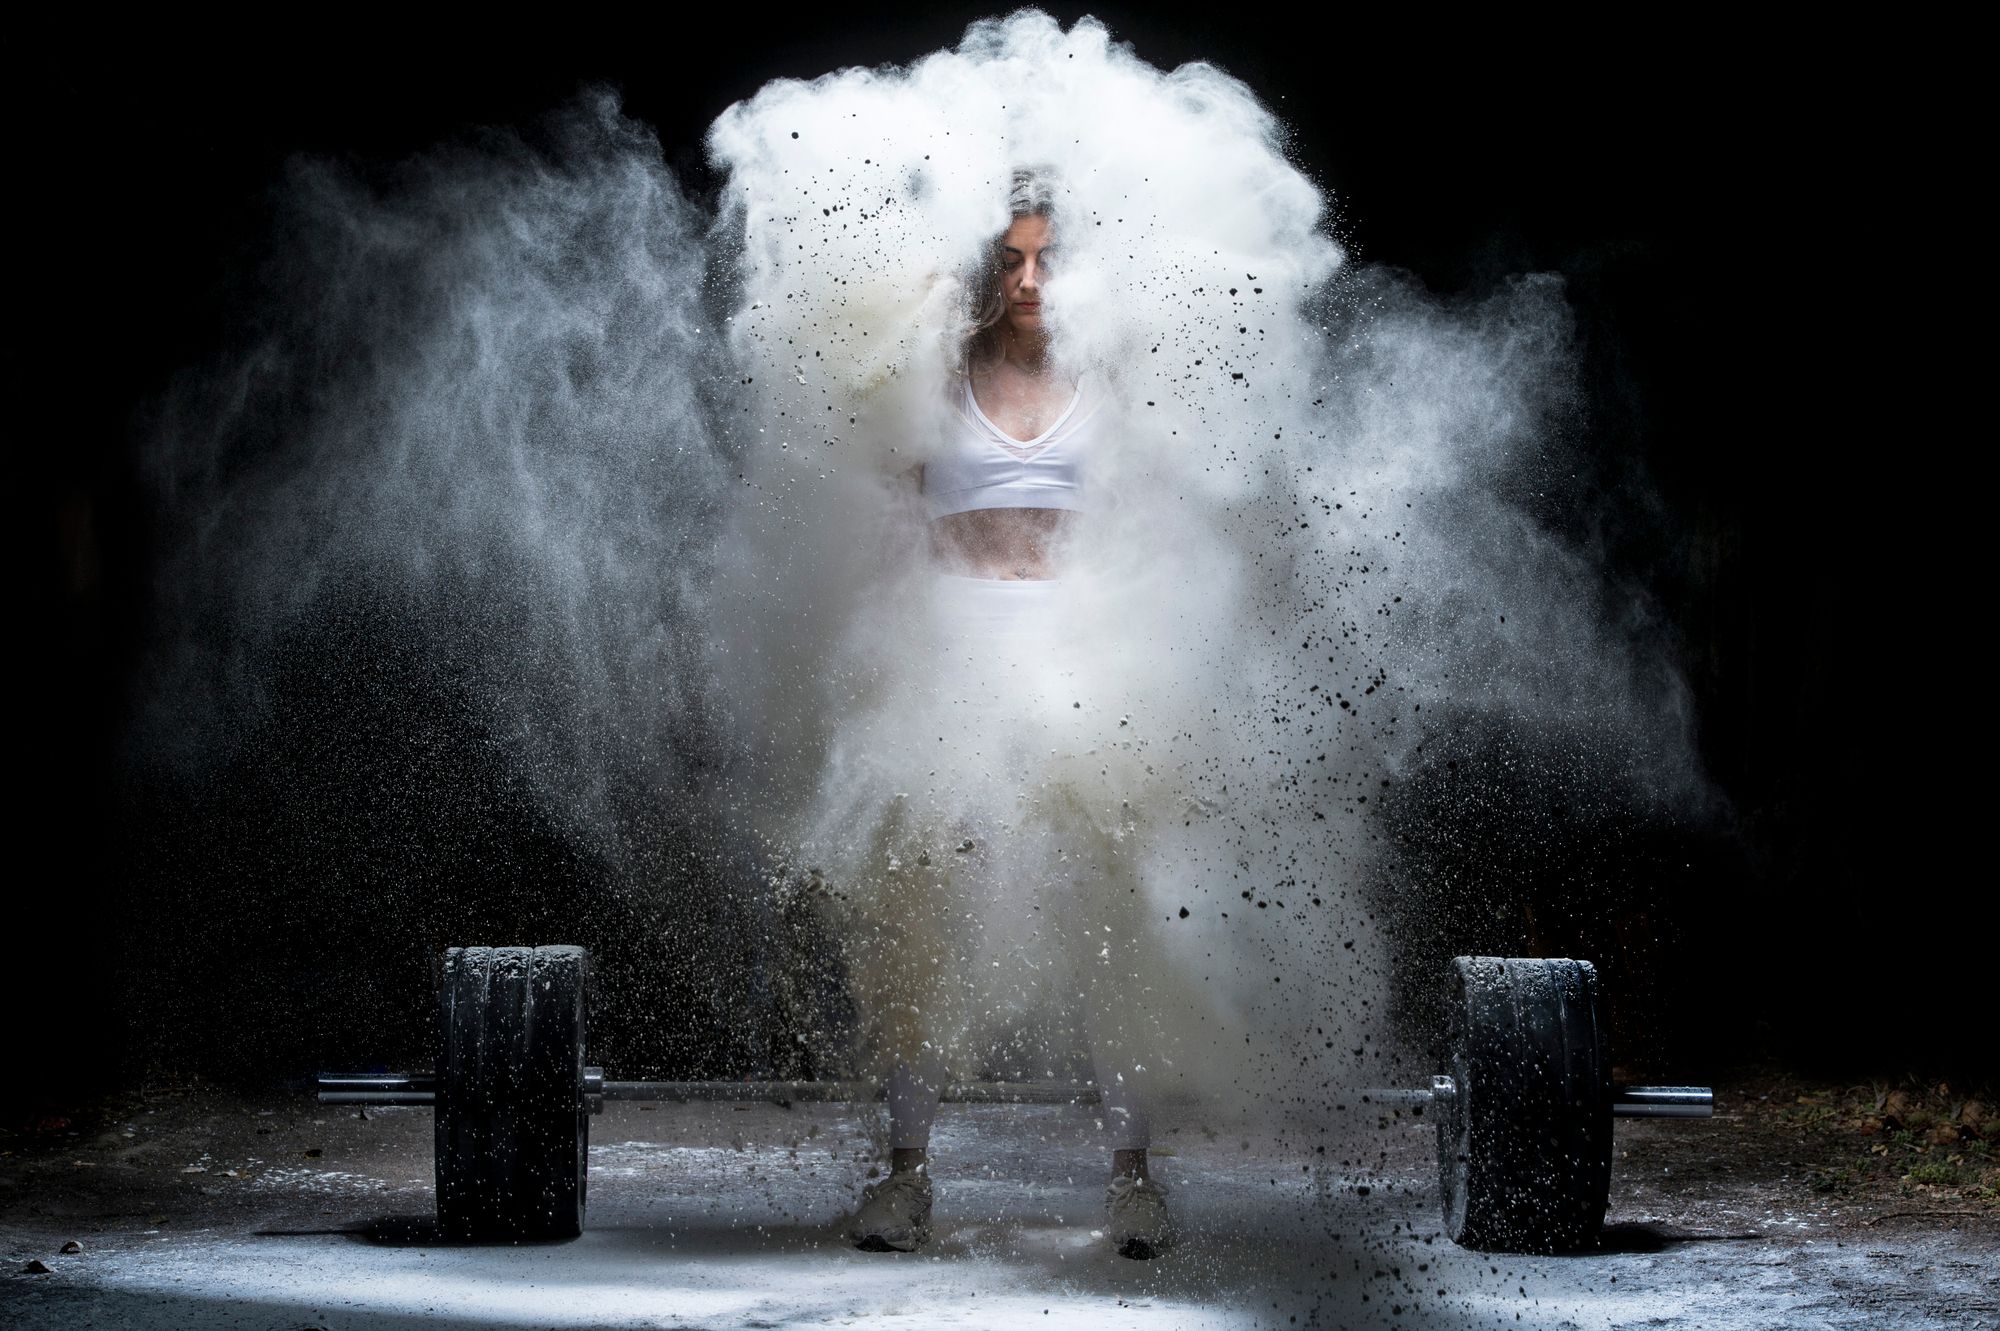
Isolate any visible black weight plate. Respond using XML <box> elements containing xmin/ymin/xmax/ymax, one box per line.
<box><xmin>436</xmin><ymin>946</ymin><xmax>499</xmax><ymax>1238</ymax></box>
<box><xmin>1548</xmin><ymin>957</ymin><xmax>1611</xmax><ymax>1242</ymax></box>
<box><xmin>435</xmin><ymin>945</ymin><xmax>590</xmax><ymax>1240</ymax></box>
<box><xmin>1437</xmin><ymin>956</ymin><xmax>1611</xmax><ymax>1252</ymax></box>
<box><xmin>521</xmin><ymin>945</ymin><xmax>588</xmax><ymax>1236</ymax></box>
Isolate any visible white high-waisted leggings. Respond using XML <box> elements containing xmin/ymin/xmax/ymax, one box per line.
<box><xmin>883</xmin><ymin>573</ymin><xmax>1153</xmax><ymax>1151</ymax></box>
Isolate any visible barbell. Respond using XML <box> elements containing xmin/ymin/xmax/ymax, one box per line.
<box><xmin>318</xmin><ymin>945</ymin><xmax>1709</xmax><ymax>1250</ymax></box>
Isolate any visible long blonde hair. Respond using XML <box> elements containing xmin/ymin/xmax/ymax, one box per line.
<box><xmin>959</xmin><ymin>167</ymin><xmax>1061</xmax><ymax>376</ymax></box>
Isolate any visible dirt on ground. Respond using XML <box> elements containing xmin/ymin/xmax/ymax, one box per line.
<box><xmin>1608</xmin><ymin>1069</ymin><xmax>1997</xmax><ymax>1231</ymax></box>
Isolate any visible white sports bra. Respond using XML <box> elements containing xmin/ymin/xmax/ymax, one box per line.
<box><xmin>921</xmin><ymin>373</ymin><xmax>1096</xmax><ymax>520</ymax></box>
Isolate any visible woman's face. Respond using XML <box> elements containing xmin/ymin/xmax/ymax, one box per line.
<box><xmin>997</xmin><ymin>213</ymin><xmax>1052</xmax><ymax>339</ymax></box>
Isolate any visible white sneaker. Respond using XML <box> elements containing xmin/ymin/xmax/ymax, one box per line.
<box><xmin>848</xmin><ymin>1168</ymin><xmax>934</xmax><ymax>1252</ymax></box>
<box><xmin>1104</xmin><ymin>1173</ymin><xmax>1177</xmax><ymax>1259</ymax></box>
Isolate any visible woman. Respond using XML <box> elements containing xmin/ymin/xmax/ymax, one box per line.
<box><xmin>839</xmin><ymin>169</ymin><xmax>1178</xmax><ymax>1260</ymax></box>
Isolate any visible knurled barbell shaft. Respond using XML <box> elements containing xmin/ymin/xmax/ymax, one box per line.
<box><xmin>599</xmin><ymin>1079</ymin><xmax>1105</xmax><ymax>1105</ymax></box>
<box><xmin>318</xmin><ymin>1070</ymin><xmax>1711</xmax><ymax>1116</ymax></box>
<box><xmin>319</xmin><ymin>1072</ymin><xmax>1109</xmax><ymax>1107</ymax></box>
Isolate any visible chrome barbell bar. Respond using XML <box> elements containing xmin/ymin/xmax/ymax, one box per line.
<box><xmin>317</xmin><ymin>1071</ymin><xmax>1711</xmax><ymax>1117</ymax></box>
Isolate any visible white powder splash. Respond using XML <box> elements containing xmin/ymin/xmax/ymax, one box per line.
<box><xmin>701</xmin><ymin>11</ymin><xmax>1696</xmax><ymax>1126</ymax></box>
<box><xmin>133</xmin><ymin>11</ymin><xmax>1697</xmax><ymax>1132</ymax></box>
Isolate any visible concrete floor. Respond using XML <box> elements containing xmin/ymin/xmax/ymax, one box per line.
<box><xmin>3</xmin><ymin>1088</ymin><xmax>1995</xmax><ymax>1329</ymax></box>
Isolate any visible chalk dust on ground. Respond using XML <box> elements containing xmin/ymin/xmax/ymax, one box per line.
<box><xmin>2</xmin><ymin>1071</ymin><xmax>1994</xmax><ymax>1329</ymax></box>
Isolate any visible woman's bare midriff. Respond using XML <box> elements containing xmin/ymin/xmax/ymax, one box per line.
<box><xmin>929</xmin><ymin>507</ymin><xmax>1076</xmax><ymax>580</ymax></box>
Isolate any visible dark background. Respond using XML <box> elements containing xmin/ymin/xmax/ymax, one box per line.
<box><xmin>18</xmin><ymin>12</ymin><xmax>1964</xmax><ymax>1115</ymax></box>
